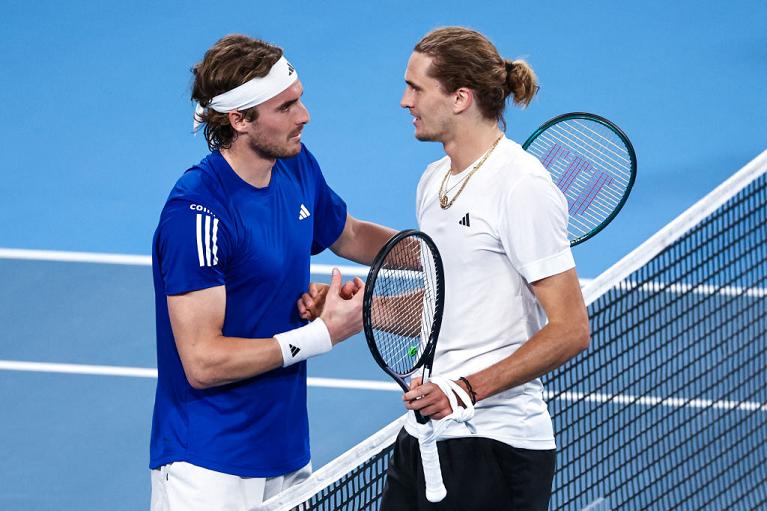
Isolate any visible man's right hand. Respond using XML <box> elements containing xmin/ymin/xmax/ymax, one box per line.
<box><xmin>297</xmin><ymin>275</ymin><xmax>362</xmax><ymax>321</ymax></box>
<box><xmin>317</xmin><ymin>269</ymin><xmax>365</xmax><ymax>344</ymax></box>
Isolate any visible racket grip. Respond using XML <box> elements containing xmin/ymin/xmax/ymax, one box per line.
<box><xmin>419</xmin><ymin>435</ymin><xmax>447</xmax><ymax>502</ymax></box>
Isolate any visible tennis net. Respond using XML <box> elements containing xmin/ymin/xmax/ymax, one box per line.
<box><xmin>259</xmin><ymin>149</ymin><xmax>767</xmax><ymax>510</ymax></box>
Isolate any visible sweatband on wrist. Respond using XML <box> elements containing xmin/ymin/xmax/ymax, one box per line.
<box><xmin>274</xmin><ymin>318</ymin><xmax>332</xmax><ymax>367</ymax></box>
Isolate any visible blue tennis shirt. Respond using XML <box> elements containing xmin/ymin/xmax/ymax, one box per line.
<box><xmin>150</xmin><ymin>146</ymin><xmax>347</xmax><ymax>477</ymax></box>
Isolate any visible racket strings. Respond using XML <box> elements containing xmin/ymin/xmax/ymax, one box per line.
<box><xmin>537</xmin><ymin>128</ymin><xmax>630</xmax><ymax>203</ymax></box>
<box><xmin>370</xmin><ymin>238</ymin><xmax>438</xmax><ymax>375</ymax></box>
<box><xmin>538</xmin><ymin>124</ymin><xmax>631</xmax><ymax>189</ymax></box>
<box><xmin>559</xmin><ymin>120</ymin><xmax>632</xmax><ymax>171</ymax></box>
<box><xmin>526</xmin><ymin>117</ymin><xmax>634</xmax><ymax>240</ymax></box>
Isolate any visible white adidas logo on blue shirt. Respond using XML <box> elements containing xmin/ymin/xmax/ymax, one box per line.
<box><xmin>299</xmin><ymin>204</ymin><xmax>311</xmax><ymax>220</ymax></box>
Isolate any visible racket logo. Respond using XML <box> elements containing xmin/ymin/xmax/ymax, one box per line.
<box><xmin>569</xmin><ymin>171</ymin><xmax>614</xmax><ymax>216</ymax></box>
<box><xmin>559</xmin><ymin>154</ymin><xmax>592</xmax><ymax>194</ymax></box>
<box><xmin>541</xmin><ymin>144</ymin><xmax>570</xmax><ymax>171</ymax></box>
<box><xmin>523</xmin><ymin>112</ymin><xmax>637</xmax><ymax>246</ymax></box>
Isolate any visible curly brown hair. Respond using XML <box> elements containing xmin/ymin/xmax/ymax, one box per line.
<box><xmin>191</xmin><ymin>34</ymin><xmax>283</xmax><ymax>151</ymax></box>
<box><xmin>414</xmin><ymin>27</ymin><xmax>538</xmax><ymax>130</ymax></box>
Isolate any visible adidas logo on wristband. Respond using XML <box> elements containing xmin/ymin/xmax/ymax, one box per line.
<box><xmin>275</xmin><ymin>319</ymin><xmax>332</xmax><ymax>367</ymax></box>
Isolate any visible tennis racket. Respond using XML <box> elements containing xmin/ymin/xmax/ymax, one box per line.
<box><xmin>362</xmin><ymin>229</ymin><xmax>446</xmax><ymax>502</ymax></box>
<box><xmin>523</xmin><ymin>112</ymin><xmax>637</xmax><ymax>246</ymax></box>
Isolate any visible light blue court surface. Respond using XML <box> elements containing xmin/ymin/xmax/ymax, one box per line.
<box><xmin>1</xmin><ymin>1</ymin><xmax>766</xmax><ymax>509</ymax></box>
<box><xmin>2</xmin><ymin>1</ymin><xmax>766</xmax><ymax>277</ymax></box>
<box><xmin>0</xmin><ymin>260</ymin><xmax>402</xmax><ymax>510</ymax></box>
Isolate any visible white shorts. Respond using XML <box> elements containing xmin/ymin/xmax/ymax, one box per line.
<box><xmin>150</xmin><ymin>461</ymin><xmax>312</xmax><ymax>511</ymax></box>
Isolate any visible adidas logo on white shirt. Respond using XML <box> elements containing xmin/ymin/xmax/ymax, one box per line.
<box><xmin>458</xmin><ymin>213</ymin><xmax>470</xmax><ymax>227</ymax></box>
<box><xmin>299</xmin><ymin>203</ymin><xmax>311</xmax><ymax>220</ymax></box>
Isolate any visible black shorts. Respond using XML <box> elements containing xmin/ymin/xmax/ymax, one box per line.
<box><xmin>381</xmin><ymin>428</ymin><xmax>555</xmax><ymax>511</ymax></box>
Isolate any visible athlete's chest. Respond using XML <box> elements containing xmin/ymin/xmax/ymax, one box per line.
<box><xmin>228</xmin><ymin>176</ymin><xmax>316</xmax><ymax>275</ymax></box>
<box><xmin>419</xmin><ymin>175</ymin><xmax>506</xmax><ymax>264</ymax></box>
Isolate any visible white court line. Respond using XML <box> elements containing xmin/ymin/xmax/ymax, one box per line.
<box><xmin>1</xmin><ymin>360</ymin><xmax>763</xmax><ymax>412</ymax></box>
<box><xmin>620</xmin><ymin>278</ymin><xmax>767</xmax><ymax>298</ymax></box>
<box><xmin>307</xmin><ymin>377</ymin><xmax>399</xmax><ymax>391</ymax></box>
<box><xmin>0</xmin><ymin>360</ymin><xmax>158</xmax><ymax>378</ymax></box>
<box><xmin>0</xmin><ymin>247</ymin><xmax>593</xmax><ymax>285</ymax></box>
<box><xmin>581</xmin><ymin>497</ymin><xmax>611</xmax><ymax>511</ymax></box>
<box><xmin>0</xmin><ymin>248</ymin><xmax>370</xmax><ymax>277</ymax></box>
<box><xmin>550</xmin><ymin>390</ymin><xmax>766</xmax><ymax>413</ymax></box>
<box><xmin>0</xmin><ymin>248</ymin><xmax>151</xmax><ymax>266</ymax></box>
<box><xmin>0</xmin><ymin>360</ymin><xmax>399</xmax><ymax>391</ymax></box>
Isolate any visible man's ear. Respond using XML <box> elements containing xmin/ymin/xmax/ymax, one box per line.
<box><xmin>227</xmin><ymin>110</ymin><xmax>248</xmax><ymax>133</ymax></box>
<box><xmin>453</xmin><ymin>87</ymin><xmax>473</xmax><ymax>114</ymax></box>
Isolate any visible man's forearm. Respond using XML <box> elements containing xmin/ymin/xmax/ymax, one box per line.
<box><xmin>463</xmin><ymin>320</ymin><xmax>589</xmax><ymax>402</ymax></box>
<box><xmin>332</xmin><ymin>218</ymin><xmax>396</xmax><ymax>265</ymax></box>
<box><xmin>178</xmin><ymin>333</ymin><xmax>285</xmax><ymax>389</ymax></box>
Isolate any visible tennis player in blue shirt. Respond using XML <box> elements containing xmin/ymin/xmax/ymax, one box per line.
<box><xmin>149</xmin><ymin>34</ymin><xmax>395</xmax><ymax>510</ymax></box>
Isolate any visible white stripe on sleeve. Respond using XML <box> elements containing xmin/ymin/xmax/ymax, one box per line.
<box><xmin>195</xmin><ymin>214</ymin><xmax>205</xmax><ymax>267</ymax></box>
<box><xmin>212</xmin><ymin>218</ymin><xmax>219</xmax><ymax>265</ymax></box>
<box><xmin>204</xmin><ymin>215</ymin><xmax>212</xmax><ymax>267</ymax></box>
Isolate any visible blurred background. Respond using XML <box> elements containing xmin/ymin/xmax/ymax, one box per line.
<box><xmin>1</xmin><ymin>1</ymin><xmax>765</xmax><ymax>509</ymax></box>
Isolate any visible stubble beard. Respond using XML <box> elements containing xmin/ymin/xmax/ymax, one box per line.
<box><xmin>414</xmin><ymin>116</ymin><xmax>449</xmax><ymax>143</ymax></box>
<box><xmin>415</xmin><ymin>132</ymin><xmax>441</xmax><ymax>142</ymax></box>
<box><xmin>248</xmin><ymin>129</ymin><xmax>302</xmax><ymax>160</ymax></box>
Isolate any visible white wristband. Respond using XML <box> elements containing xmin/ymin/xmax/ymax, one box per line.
<box><xmin>274</xmin><ymin>318</ymin><xmax>332</xmax><ymax>367</ymax></box>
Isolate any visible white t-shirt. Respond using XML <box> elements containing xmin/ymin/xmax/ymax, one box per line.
<box><xmin>404</xmin><ymin>136</ymin><xmax>574</xmax><ymax>450</ymax></box>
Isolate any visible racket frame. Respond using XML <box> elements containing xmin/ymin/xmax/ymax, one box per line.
<box><xmin>362</xmin><ymin>229</ymin><xmax>445</xmax><ymax>396</ymax></box>
<box><xmin>522</xmin><ymin>111</ymin><xmax>637</xmax><ymax>246</ymax></box>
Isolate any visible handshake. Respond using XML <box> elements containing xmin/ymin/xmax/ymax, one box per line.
<box><xmin>296</xmin><ymin>269</ymin><xmax>365</xmax><ymax>345</ymax></box>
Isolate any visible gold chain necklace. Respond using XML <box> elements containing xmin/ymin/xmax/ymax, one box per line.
<box><xmin>438</xmin><ymin>134</ymin><xmax>503</xmax><ymax>209</ymax></box>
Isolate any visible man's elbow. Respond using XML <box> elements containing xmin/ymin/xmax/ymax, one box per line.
<box><xmin>574</xmin><ymin>321</ymin><xmax>590</xmax><ymax>353</ymax></box>
<box><xmin>180</xmin><ymin>349</ymin><xmax>221</xmax><ymax>390</ymax></box>
<box><xmin>186</xmin><ymin>373</ymin><xmax>214</xmax><ymax>390</ymax></box>
<box><xmin>184</xmin><ymin>364</ymin><xmax>217</xmax><ymax>390</ymax></box>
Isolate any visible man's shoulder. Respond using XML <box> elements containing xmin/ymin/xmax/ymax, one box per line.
<box><xmin>493</xmin><ymin>139</ymin><xmax>555</xmax><ymax>192</ymax></box>
<box><xmin>496</xmin><ymin>138</ymin><xmax>545</xmax><ymax>172</ymax></box>
<box><xmin>161</xmin><ymin>156</ymin><xmax>229</xmax><ymax>221</ymax></box>
<box><xmin>426</xmin><ymin>154</ymin><xmax>451</xmax><ymax>172</ymax></box>
<box><xmin>175</xmin><ymin>153</ymin><xmax>222</xmax><ymax>192</ymax></box>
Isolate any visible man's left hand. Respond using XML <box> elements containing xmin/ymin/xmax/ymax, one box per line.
<box><xmin>404</xmin><ymin>377</ymin><xmax>469</xmax><ymax>420</ymax></box>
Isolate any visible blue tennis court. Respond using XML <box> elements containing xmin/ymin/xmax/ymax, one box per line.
<box><xmin>0</xmin><ymin>259</ymin><xmax>404</xmax><ymax>509</ymax></box>
<box><xmin>2</xmin><ymin>163</ymin><xmax>765</xmax><ymax>511</ymax></box>
<box><xmin>1</xmin><ymin>1</ymin><xmax>766</xmax><ymax>509</ymax></box>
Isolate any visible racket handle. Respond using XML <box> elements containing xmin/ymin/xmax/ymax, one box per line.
<box><xmin>419</xmin><ymin>435</ymin><xmax>447</xmax><ymax>502</ymax></box>
<box><xmin>414</xmin><ymin>369</ymin><xmax>430</xmax><ymax>424</ymax></box>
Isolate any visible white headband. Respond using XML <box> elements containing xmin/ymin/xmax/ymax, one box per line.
<box><xmin>193</xmin><ymin>56</ymin><xmax>298</xmax><ymax>130</ymax></box>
